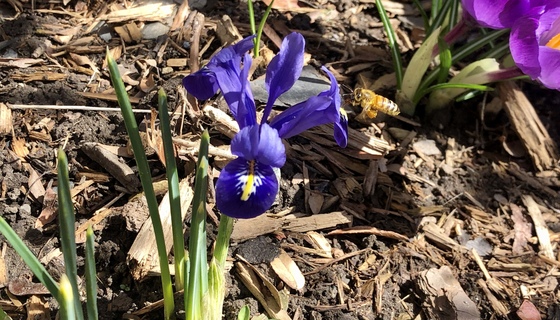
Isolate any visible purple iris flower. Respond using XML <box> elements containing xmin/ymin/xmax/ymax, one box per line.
<box><xmin>461</xmin><ymin>0</ymin><xmax>544</xmax><ymax>29</ymax></box>
<box><xmin>510</xmin><ymin>1</ymin><xmax>560</xmax><ymax>90</ymax></box>
<box><xmin>183</xmin><ymin>32</ymin><xmax>348</xmax><ymax>218</ymax></box>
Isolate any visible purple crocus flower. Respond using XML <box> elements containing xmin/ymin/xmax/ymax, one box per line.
<box><xmin>461</xmin><ymin>0</ymin><xmax>544</xmax><ymax>29</ymax></box>
<box><xmin>183</xmin><ymin>32</ymin><xmax>348</xmax><ymax>218</ymax></box>
<box><xmin>510</xmin><ymin>1</ymin><xmax>560</xmax><ymax>90</ymax></box>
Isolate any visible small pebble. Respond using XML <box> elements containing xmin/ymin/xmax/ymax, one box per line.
<box><xmin>20</xmin><ymin>204</ymin><xmax>31</xmax><ymax>215</ymax></box>
<box><xmin>142</xmin><ymin>22</ymin><xmax>169</xmax><ymax>40</ymax></box>
<box><xmin>413</xmin><ymin>139</ymin><xmax>441</xmax><ymax>156</ymax></box>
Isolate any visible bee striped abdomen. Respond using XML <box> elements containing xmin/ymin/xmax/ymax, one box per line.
<box><xmin>352</xmin><ymin>88</ymin><xmax>400</xmax><ymax>119</ymax></box>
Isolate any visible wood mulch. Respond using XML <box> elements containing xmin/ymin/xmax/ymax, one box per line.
<box><xmin>0</xmin><ymin>0</ymin><xmax>559</xmax><ymax>319</ymax></box>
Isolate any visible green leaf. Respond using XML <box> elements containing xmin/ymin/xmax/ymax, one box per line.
<box><xmin>158</xmin><ymin>88</ymin><xmax>185</xmax><ymax>291</ymax></box>
<box><xmin>427</xmin><ymin>58</ymin><xmax>500</xmax><ymax>111</ymax></box>
<box><xmin>426</xmin><ymin>0</ymin><xmax>452</xmax><ymax>37</ymax></box>
<box><xmin>59</xmin><ymin>275</ymin><xmax>76</xmax><ymax>320</ymax></box>
<box><xmin>237</xmin><ymin>306</ymin><xmax>251</xmax><ymax>320</ymax></box>
<box><xmin>375</xmin><ymin>0</ymin><xmax>403</xmax><ymax>89</ymax></box>
<box><xmin>106</xmin><ymin>48</ymin><xmax>174</xmax><ymax>319</ymax></box>
<box><xmin>255</xmin><ymin>0</ymin><xmax>275</xmax><ymax>57</ymax></box>
<box><xmin>398</xmin><ymin>26</ymin><xmax>442</xmax><ymax>114</ymax></box>
<box><xmin>0</xmin><ymin>218</ymin><xmax>59</xmax><ymax>297</ymax></box>
<box><xmin>0</xmin><ymin>305</ymin><xmax>12</xmax><ymax>320</ymax></box>
<box><xmin>85</xmin><ymin>226</ymin><xmax>98</xmax><ymax>320</ymax></box>
<box><xmin>57</xmin><ymin>149</ymin><xmax>84</xmax><ymax>320</ymax></box>
<box><xmin>413</xmin><ymin>28</ymin><xmax>509</xmax><ymax>105</ymax></box>
<box><xmin>437</xmin><ymin>37</ymin><xmax>452</xmax><ymax>84</ymax></box>
<box><xmin>185</xmin><ymin>130</ymin><xmax>210</xmax><ymax>320</ymax></box>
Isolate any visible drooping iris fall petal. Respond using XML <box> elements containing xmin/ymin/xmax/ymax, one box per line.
<box><xmin>214</xmin><ymin>158</ymin><xmax>279</xmax><ymax>219</ymax></box>
<box><xmin>510</xmin><ymin>1</ymin><xmax>560</xmax><ymax>89</ymax></box>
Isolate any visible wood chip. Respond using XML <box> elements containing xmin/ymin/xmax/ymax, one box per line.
<box><xmin>498</xmin><ymin>81</ymin><xmax>559</xmax><ymax>171</ymax></box>
<box><xmin>522</xmin><ymin>195</ymin><xmax>555</xmax><ymax>259</ymax></box>
<box><xmin>416</xmin><ymin>266</ymin><xmax>480</xmax><ymax>320</ymax></box>
<box><xmin>0</xmin><ymin>103</ymin><xmax>13</xmax><ymax>136</ymax></box>
<box><xmin>127</xmin><ymin>179</ymin><xmax>194</xmax><ymax>281</ymax></box>
<box><xmin>81</xmin><ymin>142</ymin><xmax>141</xmax><ymax>193</ymax></box>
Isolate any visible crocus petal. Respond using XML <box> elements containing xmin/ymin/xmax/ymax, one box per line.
<box><xmin>510</xmin><ymin>15</ymin><xmax>542</xmax><ymax>78</ymax></box>
<box><xmin>215</xmin><ymin>158</ymin><xmax>279</xmax><ymax>218</ymax></box>
<box><xmin>262</xmin><ymin>32</ymin><xmax>305</xmax><ymax>122</ymax></box>
<box><xmin>462</xmin><ymin>0</ymin><xmax>532</xmax><ymax>29</ymax></box>
<box><xmin>231</xmin><ymin>124</ymin><xmax>286</xmax><ymax>168</ymax></box>
<box><xmin>537</xmin><ymin>46</ymin><xmax>560</xmax><ymax>89</ymax></box>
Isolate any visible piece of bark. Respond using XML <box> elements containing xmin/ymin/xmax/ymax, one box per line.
<box><xmin>231</xmin><ymin>211</ymin><xmax>352</xmax><ymax>242</ymax></box>
<box><xmin>497</xmin><ymin>81</ymin><xmax>559</xmax><ymax>171</ymax></box>
<box><xmin>127</xmin><ymin>179</ymin><xmax>194</xmax><ymax>281</ymax></box>
<box><xmin>416</xmin><ymin>266</ymin><xmax>481</xmax><ymax>320</ymax></box>
<box><xmin>81</xmin><ymin>142</ymin><xmax>140</xmax><ymax>193</ymax></box>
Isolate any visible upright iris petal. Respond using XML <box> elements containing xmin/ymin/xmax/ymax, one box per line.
<box><xmin>510</xmin><ymin>1</ymin><xmax>560</xmax><ymax>89</ymax></box>
<box><xmin>263</xmin><ymin>32</ymin><xmax>305</xmax><ymax>122</ymax></box>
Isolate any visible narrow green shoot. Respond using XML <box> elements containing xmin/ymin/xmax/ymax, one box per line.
<box><xmin>85</xmin><ymin>226</ymin><xmax>98</xmax><ymax>320</ymax></box>
<box><xmin>254</xmin><ymin>0</ymin><xmax>275</xmax><ymax>57</ymax></box>
<box><xmin>375</xmin><ymin>0</ymin><xmax>403</xmax><ymax>89</ymax></box>
<box><xmin>448</xmin><ymin>0</ymin><xmax>460</xmax><ymax>30</ymax></box>
<box><xmin>206</xmin><ymin>214</ymin><xmax>235</xmax><ymax>319</ymax></box>
<box><xmin>0</xmin><ymin>305</ymin><xmax>11</xmax><ymax>320</ymax></box>
<box><xmin>437</xmin><ymin>37</ymin><xmax>452</xmax><ymax>84</ymax></box>
<box><xmin>248</xmin><ymin>0</ymin><xmax>256</xmax><ymax>37</ymax></box>
<box><xmin>430</xmin><ymin>0</ymin><xmax>442</xmax><ymax>25</ymax></box>
<box><xmin>425</xmin><ymin>82</ymin><xmax>494</xmax><ymax>95</ymax></box>
<box><xmin>57</xmin><ymin>149</ymin><xmax>84</xmax><ymax>320</ymax></box>
<box><xmin>59</xmin><ymin>275</ymin><xmax>76</xmax><ymax>320</ymax></box>
<box><xmin>426</xmin><ymin>0</ymin><xmax>452</xmax><ymax>37</ymax></box>
<box><xmin>0</xmin><ymin>218</ymin><xmax>59</xmax><ymax>297</ymax></box>
<box><xmin>412</xmin><ymin>0</ymin><xmax>429</xmax><ymax>31</ymax></box>
<box><xmin>106</xmin><ymin>48</ymin><xmax>175</xmax><ymax>319</ymax></box>
<box><xmin>185</xmin><ymin>130</ymin><xmax>210</xmax><ymax>320</ymax></box>
<box><xmin>158</xmin><ymin>88</ymin><xmax>185</xmax><ymax>290</ymax></box>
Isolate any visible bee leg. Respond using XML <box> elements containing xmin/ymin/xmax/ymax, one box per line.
<box><xmin>366</xmin><ymin>109</ymin><xmax>378</xmax><ymax>118</ymax></box>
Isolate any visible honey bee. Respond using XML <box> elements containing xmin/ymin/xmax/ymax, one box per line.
<box><xmin>346</xmin><ymin>88</ymin><xmax>400</xmax><ymax>118</ymax></box>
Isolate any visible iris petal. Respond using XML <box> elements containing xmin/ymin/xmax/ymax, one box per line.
<box><xmin>231</xmin><ymin>124</ymin><xmax>286</xmax><ymax>168</ymax></box>
<box><xmin>262</xmin><ymin>32</ymin><xmax>305</xmax><ymax>122</ymax></box>
<box><xmin>215</xmin><ymin>158</ymin><xmax>279</xmax><ymax>218</ymax></box>
<box><xmin>269</xmin><ymin>96</ymin><xmax>334</xmax><ymax>139</ymax></box>
<box><xmin>182</xmin><ymin>69</ymin><xmax>219</xmax><ymax>100</ymax></box>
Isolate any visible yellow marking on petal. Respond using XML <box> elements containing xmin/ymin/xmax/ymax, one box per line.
<box><xmin>340</xmin><ymin>108</ymin><xmax>348</xmax><ymax>120</ymax></box>
<box><xmin>240</xmin><ymin>161</ymin><xmax>255</xmax><ymax>201</ymax></box>
<box><xmin>546</xmin><ymin>33</ymin><xmax>560</xmax><ymax>49</ymax></box>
